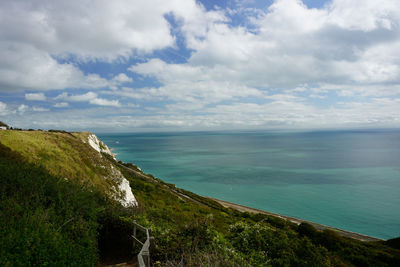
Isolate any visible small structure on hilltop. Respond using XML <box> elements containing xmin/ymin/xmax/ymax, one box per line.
<box><xmin>0</xmin><ymin>121</ymin><xmax>9</xmax><ymax>130</ymax></box>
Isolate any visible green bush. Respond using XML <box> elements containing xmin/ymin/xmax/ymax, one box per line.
<box><xmin>298</xmin><ymin>222</ymin><xmax>318</xmax><ymax>240</ymax></box>
<box><xmin>387</xmin><ymin>237</ymin><xmax>400</xmax><ymax>250</ymax></box>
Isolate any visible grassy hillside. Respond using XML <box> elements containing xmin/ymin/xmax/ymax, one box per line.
<box><xmin>1</xmin><ymin>129</ymin><xmax>400</xmax><ymax>266</ymax></box>
<box><xmin>1</xmin><ymin>142</ymin><xmax>109</xmax><ymax>265</ymax></box>
<box><xmin>0</xmin><ymin>130</ymin><xmax>125</xmax><ymax>199</ymax></box>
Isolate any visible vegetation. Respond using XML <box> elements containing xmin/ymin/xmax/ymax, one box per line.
<box><xmin>386</xmin><ymin>237</ymin><xmax>400</xmax><ymax>250</ymax></box>
<box><xmin>0</xmin><ymin>143</ymin><xmax>131</xmax><ymax>266</ymax></box>
<box><xmin>1</xmin><ymin>128</ymin><xmax>400</xmax><ymax>266</ymax></box>
<box><xmin>0</xmin><ymin>130</ymin><xmax>122</xmax><ymax>196</ymax></box>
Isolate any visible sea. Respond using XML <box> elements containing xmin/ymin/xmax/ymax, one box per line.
<box><xmin>98</xmin><ymin>129</ymin><xmax>400</xmax><ymax>240</ymax></box>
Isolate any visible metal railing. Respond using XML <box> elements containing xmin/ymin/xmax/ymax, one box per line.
<box><xmin>132</xmin><ymin>220</ymin><xmax>153</xmax><ymax>267</ymax></box>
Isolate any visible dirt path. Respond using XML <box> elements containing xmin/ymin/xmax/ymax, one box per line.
<box><xmin>211</xmin><ymin>198</ymin><xmax>383</xmax><ymax>242</ymax></box>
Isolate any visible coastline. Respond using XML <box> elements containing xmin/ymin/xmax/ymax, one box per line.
<box><xmin>210</xmin><ymin>197</ymin><xmax>383</xmax><ymax>242</ymax></box>
<box><xmin>115</xmin><ymin>154</ymin><xmax>383</xmax><ymax>242</ymax></box>
<box><xmin>112</xmin><ymin>153</ymin><xmax>384</xmax><ymax>242</ymax></box>
<box><xmin>99</xmin><ymin>135</ymin><xmax>386</xmax><ymax>243</ymax></box>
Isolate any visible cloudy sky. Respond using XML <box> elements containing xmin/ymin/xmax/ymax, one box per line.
<box><xmin>0</xmin><ymin>0</ymin><xmax>399</xmax><ymax>132</ymax></box>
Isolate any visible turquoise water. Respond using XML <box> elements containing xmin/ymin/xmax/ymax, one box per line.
<box><xmin>98</xmin><ymin>130</ymin><xmax>400</xmax><ymax>239</ymax></box>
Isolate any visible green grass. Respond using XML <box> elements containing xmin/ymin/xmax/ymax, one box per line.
<box><xmin>0</xmin><ymin>140</ymin><xmax>137</xmax><ymax>266</ymax></box>
<box><xmin>0</xmin><ymin>143</ymin><xmax>101</xmax><ymax>266</ymax></box>
<box><xmin>0</xmin><ymin>130</ymin><xmax>119</xmax><ymax>197</ymax></box>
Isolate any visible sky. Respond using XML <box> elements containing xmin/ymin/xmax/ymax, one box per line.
<box><xmin>0</xmin><ymin>0</ymin><xmax>399</xmax><ymax>132</ymax></box>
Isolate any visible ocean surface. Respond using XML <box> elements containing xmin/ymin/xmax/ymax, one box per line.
<box><xmin>98</xmin><ymin>130</ymin><xmax>400</xmax><ymax>239</ymax></box>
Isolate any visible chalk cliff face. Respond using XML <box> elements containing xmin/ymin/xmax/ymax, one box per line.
<box><xmin>86</xmin><ymin>133</ymin><xmax>138</xmax><ymax>207</ymax></box>
<box><xmin>88</xmin><ymin>134</ymin><xmax>115</xmax><ymax>159</ymax></box>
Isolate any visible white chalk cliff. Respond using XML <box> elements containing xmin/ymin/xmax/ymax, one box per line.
<box><xmin>87</xmin><ymin>134</ymin><xmax>138</xmax><ymax>207</ymax></box>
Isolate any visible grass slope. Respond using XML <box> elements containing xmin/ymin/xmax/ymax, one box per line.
<box><xmin>0</xmin><ymin>130</ymin><xmax>121</xmax><ymax>197</ymax></box>
<box><xmin>0</xmin><ymin>130</ymin><xmax>135</xmax><ymax>266</ymax></box>
<box><xmin>0</xmin><ymin>143</ymin><xmax>102</xmax><ymax>266</ymax></box>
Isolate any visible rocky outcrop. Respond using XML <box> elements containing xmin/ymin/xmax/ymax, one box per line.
<box><xmin>88</xmin><ymin>134</ymin><xmax>116</xmax><ymax>160</ymax></box>
<box><xmin>87</xmin><ymin>133</ymin><xmax>138</xmax><ymax>207</ymax></box>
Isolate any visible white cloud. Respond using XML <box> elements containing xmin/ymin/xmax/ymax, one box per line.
<box><xmin>0</xmin><ymin>0</ymin><xmax>223</xmax><ymax>61</ymax></box>
<box><xmin>32</xmin><ymin>106</ymin><xmax>50</xmax><ymax>112</ymax></box>
<box><xmin>0</xmin><ymin>102</ymin><xmax>10</xmax><ymax>116</ymax></box>
<box><xmin>4</xmin><ymin>94</ymin><xmax>400</xmax><ymax>131</ymax></box>
<box><xmin>55</xmin><ymin>92</ymin><xmax>98</xmax><ymax>102</ymax></box>
<box><xmin>55</xmin><ymin>91</ymin><xmax>120</xmax><ymax>107</ymax></box>
<box><xmin>320</xmin><ymin>84</ymin><xmax>400</xmax><ymax>97</ymax></box>
<box><xmin>126</xmin><ymin>0</ymin><xmax>400</xmax><ymax>124</ymax></box>
<box><xmin>0</xmin><ymin>43</ymin><xmax>109</xmax><ymax>92</ymax></box>
<box><xmin>53</xmin><ymin>102</ymin><xmax>69</xmax><ymax>108</ymax></box>
<box><xmin>109</xmin><ymin>73</ymin><xmax>133</xmax><ymax>90</ymax></box>
<box><xmin>0</xmin><ymin>0</ymin><xmax>178</xmax><ymax>61</ymax></box>
<box><xmin>327</xmin><ymin>0</ymin><xmax>400</xmax><ymax>31</ymax></box>
<box><xmin>18</xmin><ymin>104</ymin><xmax>29</xmax><ymax>115</ymax></box>
<box><xmin>67</xmin><ymin>92</ymin><xmax>98</xmax><ymax>102</ymax></box>
<box><xmin>25</xmin><ymin>93</ymin><xmax>46</xmax><ymax>101</ymax></box>
<box><xmin>112</xmin><ymin>73</ymin><xmax>133</xmax><ymax>84</ymax></box>
<box><xmin>1</xmin><ymin>0</ymin><xmax>400</xmax><ymax>130</ymax></box>
<box><xmin>0</xmin><ymin>0</ymin><xmax>221</xmax><ymax>92</ymax></box>
<box><xmin>309</xmin><ymin>94</ymin><xmax>326</xmax><ymax>99</ymax></box>
<box><xmin>163</xmin><ymin>0</ymin><xmax>400</xmax><ymax>90</ymax></box>
<box><xmin>129</xmin><ymin>59</ymin><xmax>264</xmax><ymax>105</ymax></box>
<box><xmin>89</xmin><ymin>98</ymin><xmax>121</xmax><ymax>107</ymax></box>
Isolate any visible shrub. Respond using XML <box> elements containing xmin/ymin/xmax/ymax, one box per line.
<box><xmin>298</xmin><ymin>222</ymin><xmax>318</xmax><ymax>241</ymax></box>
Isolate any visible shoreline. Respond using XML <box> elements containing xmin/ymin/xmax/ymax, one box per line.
<box><xmin>99</xmin><ymin>135</ymin><xmax>385</xmax><ymax>243</ymax></box>
<box><xmin>210</xmin><ymin>197</ymin><xmax>383</xmax><ymax>242</ymax></box>
<box><xmin>116</xmin><ymin>156</ymin><xmax>384</xmax><ymax>243</ymax></box>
